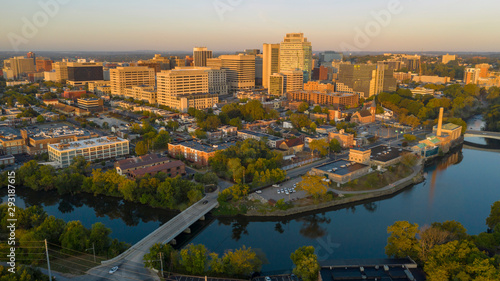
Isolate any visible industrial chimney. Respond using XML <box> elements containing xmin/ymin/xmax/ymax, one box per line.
<box><xmin>437</xmin><ymin>107</ymin><xmax>444</xmax><ymax>137</ymax></box>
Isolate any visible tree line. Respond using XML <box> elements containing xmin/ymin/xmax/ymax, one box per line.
<box><xmin>385</xmin><ymin>199</ymin><xmax>500</xmax><ymax>280</ymax></box>
<box><xmin>5</xmin><ymin>156</ymin><xmax>204</xmax><ymax>211</ymax></box>
<box><xmin>0</xmin><ymin>205</ymin><xmax>129</xmax><ymax>264</ymax></box>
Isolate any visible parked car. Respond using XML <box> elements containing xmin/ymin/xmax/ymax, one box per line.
<box><xmin>256</xmin><ymin>190</ymin><xmax>262</xmax><ymax>194</ymax></box>
<box><xmin>265</xmin><ymin>277</ymin><xmax>271</xmax><ymax>281</ymax></box>
<box><xmin>109</xmin><ymin>266</ymin><xmax>119</xmax><ymax>274</ymax></box>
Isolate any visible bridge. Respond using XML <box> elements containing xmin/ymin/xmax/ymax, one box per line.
<box><xmin>80</xmin><ymin>191</ymin><xmax>219</xmax><ymax>281</ymax></box>
<box><xmin>464</xmin><ymin>130</ymin><xmax>500</xmax><ymax>140</ymax></box>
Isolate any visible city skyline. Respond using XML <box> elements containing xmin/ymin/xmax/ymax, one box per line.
<box><xmin>1</xmin><ymin>0</ymin><xmax>500</xmax><ymax>52</ymax></box>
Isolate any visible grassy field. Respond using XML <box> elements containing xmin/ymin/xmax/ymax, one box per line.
<box><xmin>338</xmin><ymin>164</ymin><xmax>413</xmax><ymax>192</ymax></box>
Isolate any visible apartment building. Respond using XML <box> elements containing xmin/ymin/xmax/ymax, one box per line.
<box><xmin>286</xmin><ymin>90</ymin><xmax>359</xmax><ymax>108</ymax></box>
<box><xmin>168</xmin><ymin>140</ymin><xmax>236</xmax><ymax>166</ymax></box>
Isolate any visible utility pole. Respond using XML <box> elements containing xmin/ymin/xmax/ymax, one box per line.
<box><xmin>45</xmin><ymin>239</ymin><xmax>52</xmax><ymax>281</ymax></box>
<box><xmin>159</xmin><ymin>252</ymin><xmax>164</xmax><ymax>278</ymax></box>
<box><xmin>86</xmin><ymin>243</ymin><xmax>96</xmax><ymax>263</ymax></box>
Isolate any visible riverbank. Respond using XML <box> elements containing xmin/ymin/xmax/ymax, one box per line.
<box><xmin>240</xmin><ymin>163</ymin><xmax>424</xmax><ymax>218</ymax></box>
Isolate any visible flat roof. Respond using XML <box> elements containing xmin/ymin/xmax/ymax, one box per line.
<box><xmin>172</xmin><ymin>140</ymin><xmax>237</xmax><ymax>153</ymax></box>
<box><xmin>24</xmin><ymin>123</ymin><xmax>91</xmax><ymax>140</ymax></box>
<box><xmin>315</xmin><ymin>159</ymin><xmax>368</xmax><ymax>176</ymax></box>
<box><xmin>370</xmin><ymin>145</ymin><xmax>406</xmax><ymax>163</ymax></box>
<box><xmin>238</xmin><ymin>130</ymin><xmax>284</xmax><ymax>141</ymax></box>
<box><xmin>49</xmin><ymin>136</ymin><xmax>128</xmax><ymax>151</ymax></box>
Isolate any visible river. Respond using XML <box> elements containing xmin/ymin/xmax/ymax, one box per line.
<box><xmin>2</xmin><ymin>116</ymin><xmax>500</xmax><ymax>272</ymax></box>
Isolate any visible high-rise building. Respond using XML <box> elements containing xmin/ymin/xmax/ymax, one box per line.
<box><xmin>110</xmin><ymin>66</ymin><xmax>155</xmax><ymax>97</ymax></box>
<box><xmin>67</xmin><ymin>62</ymin><xmax>104</xmax><ymax>86</ymax></box>
<box><xmin>475</xmin><ymin>63</ymin><xmax>490</xmax><ymax>78</ymax></box>
<box><xmin>337</xmin><ymin>64</ymin><xmax>377</xmax><ymax>98</ymax></box>
<box><xmin>269</xmin><ymin>73</ymin><xmax>284</xmax><ymax>96</ymax></box>
<box><xmin>375</xmin><ymin>62</ymin><xmax>397</xmax><ymax>94</ymax></box>
<box><xmin>464</xmin><ymin>68</ymin><xmax>481</xmax><ymax>85</ymax></box>
<box><xmin>193</xmin><ymin>47</ymin><xmax>213</xmax><ymax>67</ymax></box>
<box><xmin>262</xmin><ymin>43</ymin><xmax>280</xmax><ymax>89</ymax></box>
<box><xmin>206</xmin><ymin>68</ymin><xmax>228</xmax><ymax>96</ymax></box>
<box><xmin>53</xmin><ymin>62</ymin><xmax>69</xmax><ymax>83</ymax></box>
<box><xmin>255</xmin><ymin>54</ymin><xmax>263</xmax><ymax>86</ymax></box>
<box><xmin>442</xmin><ymin>54</ymin><xmax>456</xmax><ymax>64</ymax></box>
<box><xmin>35</xmin><ymin>57</ymin><xmax>53</xmax><ymax>72</ymax></box>
<box><xmin>219</xmin><ymin>54</ymin><xmax>255</xmax><ymax>91</ymax></box>
<box><xmin>279</xmin><ymin>33</ymin><xmax>313</xmax><ymax>82</ymax></box>
<box><xmin>207</xmin><ymin>58</ymin><xmax>222</xmax><ymax>68</ymax></box>
<box><xmin>157</xmin><ymin>68</ymin><xmax>218</xmax><ymax>112</ymax></box>
<box><xmin>320</xmin><ymin>51</ymin><xmax>343</xmax><ymax>65</ymax></box>
<box><xmin>2</xmin><ymin>57</ymin><xmax>36</xmax><ymax>80</ymax></box>
<box><xmin>169</xmin><ymin>57</ymin><xmax>186</xmax><ymax>69</ymax></box>
<box><xmin>282</xmin><ymin>69</ymin><xmax>304</xmax><ymax>93</ymax></box>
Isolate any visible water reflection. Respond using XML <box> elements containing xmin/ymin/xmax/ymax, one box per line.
<box><xmin>297</xmin><ymin>213</ymin><xmax>331</xmax><ymax>239</ymax></box>
<box><xmin>0</xmin><ymin>187</ymin><xmax>178</xmax><ymax>227</ymax></box>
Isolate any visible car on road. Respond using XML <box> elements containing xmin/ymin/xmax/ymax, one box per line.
<box><xmin>202</xmin><ymin>200</ymin><xmax>208</xmax><ymax>204</ymax></box>
<box><xmin>265</xmin><ymin>277</ymin><xmax>271</xmax><ymax>281</ymax></box>
<box><xmin>109</xmin><ymin>266</ymin><xmax>119</xmax><ymax>274</ymax></box>
<box><xmin>256</xmin><ymin>190</ymin><xmax>262</xmax><ymax>194</ymax></box>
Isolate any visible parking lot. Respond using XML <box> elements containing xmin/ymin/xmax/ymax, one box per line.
<box><xmin>254</xmin><ymin>177</ymin><xmax>308</xmax><ymax>202</ymax></box>
<box><xmin>88</xmin><ymin>115</ymin><xmax>128</xmax><ymax>128</ymax></box>
<box><xmin>253</xmin><ymin>275</ymin><xmax>299</xmax><ymax>281</ymax></box>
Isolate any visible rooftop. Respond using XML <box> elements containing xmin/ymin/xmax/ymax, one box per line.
<box><xmin>49</xmin><ymin>136</ymin><xmax>127</xmax><ymax>151</ymax></box>
<box><xmin>370</xmin><ymin>145</ymin><xmax>406</xmax><ymax>163</ymax></box>
<box><xmin>238</xmin><ymin>130</ymin><xmax>284</xmax><ymax>141</ymax></box>
<box><xmin>23</xmin><ymin>123</ymin><xmax>90</xmax><ymax>140</ymax></box>
<box><xmin>315</xmin><ymin>159</ymin><xmax>368</xmax><ymax>176</ymax></box>
<box><xmin>172</xmin><ymin>140</ymin><xmax>237</xmax><ymax>153</ymax></box>
<box><xmin>129</xmin><ymin>160</ymin><xmax>184</xmax><ymax>177</ymax></box>
<box><xmin>116</xmin><ymin>153</ymin><xmax>170</xmax><ymax>170</ymax></box>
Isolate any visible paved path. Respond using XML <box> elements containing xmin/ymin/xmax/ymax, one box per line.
<box><xmin>465</xmin><ymin>130</ymin><xmax>500</xmax><ymax>140</ymax></box>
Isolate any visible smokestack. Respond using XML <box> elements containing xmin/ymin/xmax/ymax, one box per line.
<box><xmin>437</xmin><ymin>107</ymin><xmax>444</xmax><ymax>137</ymax></box>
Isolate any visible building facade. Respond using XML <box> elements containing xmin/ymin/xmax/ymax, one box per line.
<box><xmin>48</xmin><ymin>136</ymin><xmax>130</xmax><ymax>168</ymax></box>
<box><xmin>219</xmin><ymin>54</ymin><xmax>256</xmax><ymax>91</ymax></box>
<box><xmin>193</xmin><ymin>47</ymin><xmax>213</xmax><ymax>67</ymax></box>
<box><xmin>279</xmin><ymin>33</ymin><xmax>312</xmax><ymax>82</ymax></box>
<box><xmin>110</xmin><ymin>66</ymin><xmax>156</xmax><ymax>97</ymax></box>
<box><xmin>287</xmin><ymin>90</ymin><xmax>358</xmax><ymax>108</ymax></box>
<box><xmin>262</xmin><ymin>43</ymin><xmax>280</xmax><ymax>89</ymax></box>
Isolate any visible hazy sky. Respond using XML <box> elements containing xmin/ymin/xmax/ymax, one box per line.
<box><xmin>1</xmin><ymin>0</ymin><xmax>499</xmax><ymax>52</ymax></box>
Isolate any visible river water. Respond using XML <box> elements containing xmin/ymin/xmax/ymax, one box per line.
<box><xmin>2</xmin><ymin>117</ymin><xmax>499</xmax><ymax>272</ymax></box>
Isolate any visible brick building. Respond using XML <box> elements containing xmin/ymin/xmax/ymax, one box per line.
<box><xmin>168</xmin><ymin>140</ymin><xmax>237</xmax><ymax>167</ymax></box>
<box><xmin>287</xmin><ymin>90</ymin><xmax>358</xmax><ymax>108</ymax></box>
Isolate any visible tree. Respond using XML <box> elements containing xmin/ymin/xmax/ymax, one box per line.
<box><xmin>152</xmin><ymin>130</ymin><xmax>170</xmax><ymax>150</ymax></box>
<box><xmin>290</xmin><ymin>114</ymin><xmax>311</xmax><ymax>130</ymax></box>
<box><xmin>296</xmin><ymin>175</ymin><xmax>328</xmax><ymax>200</ymax></box>
<box><xmin>180</xmin><ymin>244</ymin><xmax>209</xmax><ymax>275</ymax></box>
<box><xmin>143</xmin><ymin>243</ymin><xmax>176</xmax><ymax>270</ymax></box>
<box><xmin>313</xmin><ymin>105</ymin><xmax>322</xmax><ymax>113</ymax></box>
<box><xmin>385</xmin><ymin>221</ymin><xmax>420</xmax><ymax>259</ymax></box>
<box><xmin>309</xmin><ymin>139</ymin><xmax>328</xmax><ymax>156</ymax></box>
<box><xmin>290</xmin><ymin>246</ymin><xmax>320</xmax><ymax>281</ymax></box>
<box><xmin>486</xmin><ymin>200</ymin><xmax>500</xmax><ymax>229</ymax></box>
<box><xmin>329</xmin><ymin>139</ymin><xmax>341</xmax><ymax>153</ymax></box>
<box><xmin>418</xmin><ymin>225</ymin><xmax>451</xmax><ymax>262</ymax></box>
<box><xmin>298</xmin><ymin>102</ymin><xmax>309</xmax><ymax>113</ymax></box>
<box><xmin>36</xmin><ymin>115</ymin><xmax>45</xmax><ymax>123</ymax></box>
<box><xmin>59</xmin><ymin>221</ymin><xmax>89</xmax><ymax>252</ymax></box>
<box><xmin>403</xmin><ymin>134</ymin><xmax>417</xmax><ymax>142</ymax></box>
<box><xmin>222</xmin><ymin>246</ymin><xmax>262</xmax><ymax>277</ymax></box>
<box><xmin>89</xmin><ymin>222</ymin><xmax>112</xmax><ymax>255</ymax></box>
<box><xmin>135</xmin><ymin>141</ymin><xmax>148</xmax><ymax>156</ymax></box>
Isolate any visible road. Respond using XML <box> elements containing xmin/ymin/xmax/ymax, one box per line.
<box><xmin>76</xmin><ymin>191</ymin><xmax>219</xmax><ymax>281</ymax></box>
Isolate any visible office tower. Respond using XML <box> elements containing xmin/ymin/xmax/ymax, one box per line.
<box><xmin>2</xmin><ymin>57</ymin><xmax>36</xmax><ymax>80</ymax></box>
<box><xmin>312</xmin><ymin>65</ymin><xmax>329</xmax><ymax>81</ymax></box>
<box><xmin>269</xmin><ymin>73</ymin><xmax>284</xmax><ymax>96</ymax></box>
<box><xmin>464</xmin><ymin>68</ymin><xmax>481</xmax><ymax>85</ymax></box>
<box><xmin>193</xmin><ymin>47</ymin><xmax>213</xmax><ymax>67</ymax></box>
<box><xmin>320</xmin><ymin>51</ymin><xmax>343</xmax><ymax>65</ymax></box>
<box><xmin>279</xmin><ymin>33</ymin><xmax>313</xmax><ymax>82</ymax></box>
<box><xmin>255</xmin><ymin>54</ymin><xmax>263</xmax><ymax>86</ymax></box>
<box><xmin>244</xmin><ymin>49</ymin><xmax>260</xmax><ymax>55</ymax></box>
<box><xmin>207</xmin><ymin>58</ymin><xmax>222</xmax><ymax>68</ymax></box>
<box><xmin>401</xmin><ymin>55</ymin><xmax>420</xmax><ymax>71</ymax></box>
<box><xmin>53</xmin><ymin>62</ymin><xmax>69</xmax><ymax>83</ymax></box>
<box><xmin>375</xmin><ymin>62</ymin><xmax>397</xmax><ymax>94</ymax></box>
<box><xmin>66</xmin><ymin>62</ymin><xmax>104</xmax><ymax>86</ymax></box>
<box><xmin>262</xmin><ymin>43</ymin><xmax>280</xmax><ymax>89</ymax></box>
<box><xmin>169</xmin><ymin>56</ymin><xmax>186</xmax><ymax>69</ymax></box>
<box><xmin>282</xmin><ymin>69</ymin><xmax>304</xmax><ymax>93</ymax></box>
<box><xmin>337</xmin><ymin>64</ymin><xmax>377</xmax><ymax>98</ymax></box>
<box><xmin>157</xmin><ymin>68</ymin><xmax>218</xmax><ymax>112</ymax></box>
<box><xmin>35</xmin><ymin>57</ymin><xmax>53</xmax><ymax>72</ymax></box>
<box><xmin>442</xmin><ymin>54</ymin><xmax>456</xmax><ymax>64</ymax></box>
<box><xmin>206</xmin><ymin>68</ymin><xmax>228</xmax><ymax>95</ymax></box>
<box><xmin>475</xmin><ymin>63</ymin><xmax>490</xmax><ymax>78</ymax></box>
<box><xmin>110</xmin><ymin>66</ymin><xmax>155</xmax><ymax>97</ymax></box>
<box><xmin>219</xmin><ymin>54</ymin><xmax>255</xmax><ymax>91</ymax></box>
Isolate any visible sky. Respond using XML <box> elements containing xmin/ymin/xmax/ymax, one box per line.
<box><xmin>1</xmin><ymin>0</ymin><xmax>499</xmax><ymax>53</ymax></box>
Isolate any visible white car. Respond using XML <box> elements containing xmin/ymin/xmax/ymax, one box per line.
<box><xmin>109</xmin><ymin>266</ymin><xmax>119</xmax><ymax>274</ymax></box>
<box><xmin>256</xmin><ymin>190</ymin><xmax>262</xmax><ymax>194</ymax></box>
<box><xmin>277</xmin><ymin>190</ymin><xmax>281</xmax><ymax>194</ymax></box>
